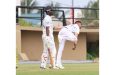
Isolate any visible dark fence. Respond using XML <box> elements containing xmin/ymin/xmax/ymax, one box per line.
<box><xmin>16</xmin><ymin>6</ymin><xmax>99</xmax><ymax>26</ymax></box>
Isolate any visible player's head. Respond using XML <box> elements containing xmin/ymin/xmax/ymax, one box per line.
<box><xmin>44</xmin><ymin>6</ymin><xmax>53</xmax><ymax>16</ymax></box>
<box><xmin>75</xmin><ymin>20</ymin><xmax>82</xmax><ymax>29</ymax></box>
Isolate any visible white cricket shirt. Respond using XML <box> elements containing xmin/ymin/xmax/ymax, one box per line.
<box><xmin>42</xmin><ymin>15</ymin><xmax>53</xmax><ymax>36</ymax></box>
<box><xmin>64</xmin><ymin>24</ymin><xmax>80</xmax><ymax>34</ymax></box>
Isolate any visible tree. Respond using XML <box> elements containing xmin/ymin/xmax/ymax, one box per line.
<box><xmin>82</xmin><ymin>0</ymin><xmax>99</xmax><ymax>26</ymax></box>
<box><xmin>21</xmin><ymin>0</ymin><xmax>33</xmax><ymax>14</ymax></box>
<box><xmin>85</xmin><ymin>0</ymin><xmax>99</xmax><ymax>60</ymax></box>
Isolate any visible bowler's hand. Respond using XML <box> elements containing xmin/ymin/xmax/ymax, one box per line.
<box><xmin>72</xmin><ymin>47</ymin><xmax>76</xmax><ymax>50</ymax></box>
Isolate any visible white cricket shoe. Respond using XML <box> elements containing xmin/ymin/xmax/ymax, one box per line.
<box><xmin>48</xmin><ymin>65</ymin><xmax>59</xmax><ymax>69</ymax></box>
<box><xmin>56</xmin><ymin>65</ymin><xmax>64</xmax><ymax>69</ymax></box>
<box><xmin>53</xmin><ymin>66</ymin><xmax>59</xmax><ymax>69</ymax></box>
<box><xmin>40</xmin><ymin>66</ymin><xmax>46</xmax><ymax>69</ymax></box>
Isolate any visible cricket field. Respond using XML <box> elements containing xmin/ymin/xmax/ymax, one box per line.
<box><xmin>16</xmin><ymin>63</ymin><xmax>99</xmax><ymax>75</ymax></box>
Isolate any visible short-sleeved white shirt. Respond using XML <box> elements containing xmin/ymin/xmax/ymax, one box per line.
<box><xmin>42</xmin><ymin>15</ymin><xmax>53</xmax><ymax>36</ymax></box>
<box><xmin>64</xmin><ymin>24</ymin><xmax>80</xmax><ymax>34</ymax></box>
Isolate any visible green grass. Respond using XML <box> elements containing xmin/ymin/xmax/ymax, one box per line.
<box><xmin>16</xmin><ymin>63</ymin><xmax>99</xmax><ymax>75</ymax></box>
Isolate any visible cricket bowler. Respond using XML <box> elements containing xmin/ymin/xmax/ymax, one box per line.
<box><xmin>56</xmin><ymin>20</ymin><xmax>82</xmax><ymax>69</ymax></box>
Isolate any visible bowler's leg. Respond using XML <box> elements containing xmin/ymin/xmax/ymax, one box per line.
<box><xmin>56</xmin><ymin>35</ymin><xmax>65</xmax><ymax>68</ymax></box>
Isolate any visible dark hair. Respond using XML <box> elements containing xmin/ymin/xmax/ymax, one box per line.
<box><xmin>44</xmin><ymin>6</ymin><xmax>52</xmax><ymax>12</ymax></box>
<box><xmin>75</xmin><ymin>20</ymin><xmax>82</xmax><ymax>24</ymax></box>
<box><xmin>44</xmin><ymin>6</ymin><xmax>53</xmax><ymax>15</ymax></box>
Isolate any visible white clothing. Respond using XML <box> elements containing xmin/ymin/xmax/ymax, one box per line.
<box><xmin>40</xmin><ymin>15</ymin><xmax>56</xmax><ymax>68</ymax></box>
<box><xmin>56</xmin><ymin>24</ymin><xmax>80</xmax><ymax>67</ymax></box>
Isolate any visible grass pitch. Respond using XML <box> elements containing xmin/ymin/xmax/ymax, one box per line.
<box><xmin>16</xmin><ymin>63</ymin><xmax>99</xmax><ymax>75</ymax></box>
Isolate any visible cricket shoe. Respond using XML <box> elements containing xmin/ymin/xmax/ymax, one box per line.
<box><xmin>49</xmin><ymin>66</ymin><xmax>59</xmax><ymax>69</ymax></box>
<box><xmin>48</xmin><ymin>64</ymin><xmax>53</xmax><ymax>69</ymax></box>
<box><xmin>53</xmin><ymin>66</ymin><xmax>59</xmax><ymax>69</ymax></box>
<box><xmin>56</xmin><ymin>65</ymin><xmax>64</xmax><ymax>69</ymax></box>
<box><xmin>40</xmin><ymin>66</ymin><xmax>46</xmax><ymax>69</ymax></box>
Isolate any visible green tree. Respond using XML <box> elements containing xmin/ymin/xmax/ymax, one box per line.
<box><xmin>87</xmin><ymin>40</ymin><xmax>99</xmax><ymax>60</ymax></box>
<box><xmin>82</xmin><ymin>0</ymin><xmax>99</xmax><ymax>26</ymax></box>
<box><xmin>83</xmin><ymin>0</ymin><xmax>99</xmax><ymax>60</ymax></box>
<box><xmin>21</xmin><ymin>0</ymin><xmax>33</xmax><ymax>14</ymax></box>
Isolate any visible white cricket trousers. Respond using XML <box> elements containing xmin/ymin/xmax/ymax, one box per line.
<box><xmin>40</xmin><ymin>35</ymin><xmax>56</xmax><ymax>68</ymax></box>
<box><xmin>56</xmin><ymin>28</ymin><xmax>77</xmax><ymax>66</ymax></box>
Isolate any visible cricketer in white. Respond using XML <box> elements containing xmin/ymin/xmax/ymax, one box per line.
<box><xmin>40</xmin><ymin>6</ymin><xmax>57</xmax><ymax>69</ymax></box>
<box><xmin>40</xmin><ymin>6</ymin><xmax>62</xmax><ymax>69</ymax></box>
<box><xmin>56</xmin><ymin>20</ymin><xmax>82</xmax><ymax>69</ymax></box>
